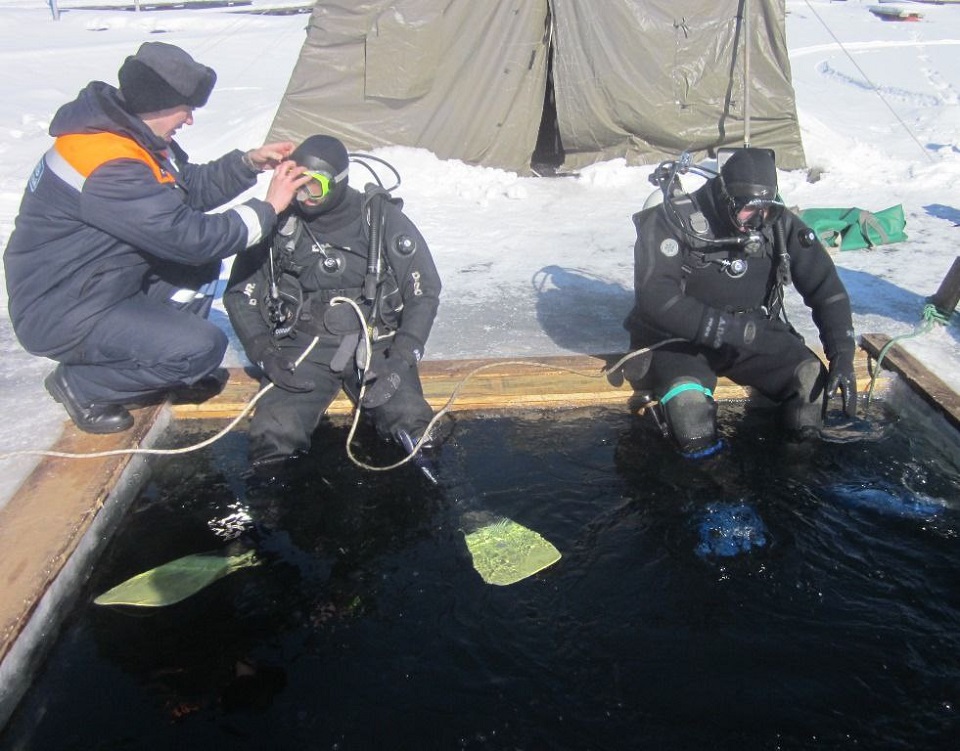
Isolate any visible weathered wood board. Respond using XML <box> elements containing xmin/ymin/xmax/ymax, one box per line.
<box><xmin>172</xmin><ymin>350</ymin><xmax>875</xmax><ymax>420</ymax></box>
<box><xmin>861</xmin><ymin>332</ymin><xmax>960</xmax><ymax>432</ymax></box>
<box><xmin>0</xmin><ymin>404</ymin><xmax>164</xmax><ymax>666</ymax></box>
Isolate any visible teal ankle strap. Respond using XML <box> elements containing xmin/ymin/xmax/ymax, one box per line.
<box><xmin>660</xmin><ymin>382</ymin><xmax>713</xmax><ymax>405</ymax></box>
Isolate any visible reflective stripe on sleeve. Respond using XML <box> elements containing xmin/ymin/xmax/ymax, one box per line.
<box><xmin>44</xmin><ymin>147</ymin><xmax>86</xmax><ymax>192</ymax></box>
<box><xmin>232</xmin><ymin>203</ymin><xmax>264</xmax><ymax>247</ymax></box>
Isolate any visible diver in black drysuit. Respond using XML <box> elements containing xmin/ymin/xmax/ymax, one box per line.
<box><xmin>224</xmin><ymin>136</ymin><xmax>441</xmax><ymax>472</ymax></box>
<box><xmin>619</xmin><ymin>147</ymin><xmax>858</xmax><ymax>458</ymax></box>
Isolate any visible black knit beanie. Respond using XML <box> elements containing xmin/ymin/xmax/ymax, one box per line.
<box><xmin>118</xmin><ymin>42</ymin><xmax>216</xmax><ymax>115</ymax></box>
<box><xmin>718</xmin><ymin>148</ymin><xmax>778</xmax><ymax>202</ymax></box>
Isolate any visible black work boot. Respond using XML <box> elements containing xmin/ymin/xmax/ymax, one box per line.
<box><xmin>44</xmin><ymin>365</ymin><xmax>134</xmax><ymax>434</ymax></box>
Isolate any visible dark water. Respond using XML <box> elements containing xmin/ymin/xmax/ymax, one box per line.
<box><xmin>2</xmin><ymin>405</ymin><xmax>959</xmax><ymax>750</ymax></box>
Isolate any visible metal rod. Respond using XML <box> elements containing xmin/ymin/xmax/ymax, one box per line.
<box><xmin>743</xmin><ymin>0</ymin><xmax>751</xmax><ymax>147</ymax></box>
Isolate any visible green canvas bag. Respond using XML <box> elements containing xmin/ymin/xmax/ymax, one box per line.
<box><xmin>798</xmin><ymin>204</ymin><xmax>907</xmax><ymax>251</ymax></box>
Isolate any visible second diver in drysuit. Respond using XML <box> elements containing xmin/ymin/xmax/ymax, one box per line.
<box><xmin>619</xmin><ymin>147</ymin><xmax>858</xmax><ymax>457</ymax></box>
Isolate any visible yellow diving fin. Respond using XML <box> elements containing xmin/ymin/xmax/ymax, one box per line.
<box><xmin>93</xmin><ymin>549</ymin><xmax>261</xmax><ymax>608</ymax></box>
<box><xmin>461</xmin><ymin>515</ymin><xmax>561</xmax><ymax>586</ymax></box>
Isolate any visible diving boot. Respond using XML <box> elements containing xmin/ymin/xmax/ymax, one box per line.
<box><xmin>659</xmin><ymin>379</ymin><xmax>722</xmax><ymax>458</ymax></box>
<box><xmin>45</xmin><ymin>365</ymin><xmax>134</xmax><ymax>434</ymax></box>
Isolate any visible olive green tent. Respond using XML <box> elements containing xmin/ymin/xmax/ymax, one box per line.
<box><xmin>268</xmin><ymin>0</ymin><xmax>805</xmax><ymax>174</ymax></box>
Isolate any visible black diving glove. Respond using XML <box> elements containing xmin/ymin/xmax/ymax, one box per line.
<box><xmin>696</xmin><ymin>308</ymin><xmax>793</xmax><ymax>352</ymax></box>
<box><xmin>606</xmin><ymin>350</ymin><xmax>652</xmax><ymax>388</ymax></box>
<box><xmin>361</xmin><ymin>351</ymin><xmax>410</xmax><ymax>408</ymax></box>
<box><xmin>251</xmin><ymin>337</ymin><xmax>315</xmax><ymax>393</ymax></box>
<box><xmin>826</xmin><ymin>352</ymin><xmax>857</xmax><ymax>418</ymax></box>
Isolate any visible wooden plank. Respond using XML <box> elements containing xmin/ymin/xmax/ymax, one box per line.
<box><xmin>861</xmin><ymin>332</ymin><xmax>960</xmax><ymax>431</ymax></box>
<box><xmin>172</xmin><ymin>356</ymin><xmax>740</xmax><ymax>419</ymax></box>
<box><xmin>173</xmin><ymin>349</ymin><xmax>875</xmax><ymax>420</ymax></box>
<box><xmin>0</xmin><ymin>404</ymin><xmax>163</xmax><ymax>666</ymax></box>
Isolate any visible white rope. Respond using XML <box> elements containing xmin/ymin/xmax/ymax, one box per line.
<box><xmin>343</xmin><ymin>337</ymin><xmax>684</xmax><ymax>473</ymax></box>
<box><xmin>0</xmin><ymin>294</ymin><xmax>676</xmax><ymax>470</ymax></box>
<box><xmin>0</xmin><ymin>337</ymin><xmax>319</xmax><ymax>461</ymax></box>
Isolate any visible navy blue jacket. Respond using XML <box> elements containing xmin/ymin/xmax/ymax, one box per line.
<box><xmin>3</xmin><ymin>81</ymin><xmax>278</xmax><ymax>357</ymax></box>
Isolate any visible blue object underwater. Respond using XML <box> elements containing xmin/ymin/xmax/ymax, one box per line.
<box><xmin>694</xmin><ymin>502</ymin><xmax>768</xmax><ymax>559</ymax></box>
<box><xmin>826</xmin><ymin>482</ymin><xmax>946</xmax><ymax>519</ymax></box>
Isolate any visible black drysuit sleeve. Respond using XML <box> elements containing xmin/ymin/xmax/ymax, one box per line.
<box><xmin>627</xmin><ymin>205</ymin><xmax>716</xmax><ymax>343</ymax></box>
<box><xmin>782</xmin><ymin>211</ymin><xmax>856</xmax><ymax>364</ymax></box>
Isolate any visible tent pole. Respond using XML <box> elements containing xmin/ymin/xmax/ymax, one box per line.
<box><xmin>743</xmin><ymin>0</ymin><xmax>751</xmax><ymax>147</ymax></box>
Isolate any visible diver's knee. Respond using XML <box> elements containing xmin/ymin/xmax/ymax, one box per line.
<box><xmin>659</xmin><ymin>379</ymin><xmax>722</xmax><ymax>458</ymax></box>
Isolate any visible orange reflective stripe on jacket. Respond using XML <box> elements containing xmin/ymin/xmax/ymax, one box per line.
<box><xmin>53</xmin><ymin>132</ymin><xmax>174</xmax><ymax>184</ymax></box>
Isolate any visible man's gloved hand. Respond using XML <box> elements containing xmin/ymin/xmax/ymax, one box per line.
<box><xmin>361</xmin><ymin>351</ymin><xmax>411</xmax><ymax>408</ymax></box>
<box><xmin>251</xmin><ymin>338</ymin><xmax>315</xmax><ymax>393</ymax></box>
<box><xmin>826</xmin><ymin>352</ymin><xmax>857</xmax><ymax>418</ymax></box>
